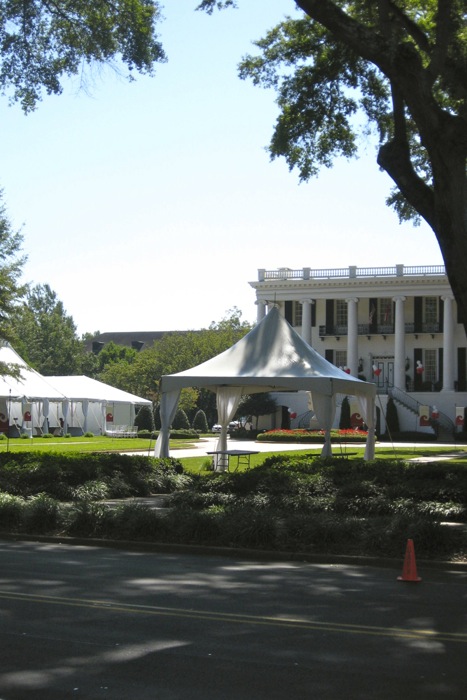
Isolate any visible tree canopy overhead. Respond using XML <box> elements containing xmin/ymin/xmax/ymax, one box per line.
<box><xmin>202</xmin><ymin>1</ymin><xmax>467</xmax><ymax>327</ymax></box>
<box><xmin>0</xmin><ymin>0</ymin><xmax>166</xmax><ymax>112</ymax></box>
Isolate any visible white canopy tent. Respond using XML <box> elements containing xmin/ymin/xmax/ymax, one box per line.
<box><xmin>155</xmin><ymin>307</ymin><xmax>377</xmax><ymax>463</ymax></box>
<box><xmin>0</xmin><ymin>343</ymin><xmax>151</xmax><ymax>435</ymax></box>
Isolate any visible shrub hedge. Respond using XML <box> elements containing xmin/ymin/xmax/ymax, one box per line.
<box><xmin>0</xmin><ymin>452</ymin><xmax>184</xmax><ymax>500</ymax></box>
<box><xmin>1</xmin><ymin>451</ymin><xmax>466</xmax><ymax>560</ymax></box>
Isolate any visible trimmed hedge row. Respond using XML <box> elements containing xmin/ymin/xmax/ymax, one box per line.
<box><xmin>1</xmin><ymin>452</ymin><xmax>467</xmax><ymax>559</ymax></box>
<box><xmin>0</xmin><ymin>452</ymin><xmax>185</xmax><ymax>500</ymax></box>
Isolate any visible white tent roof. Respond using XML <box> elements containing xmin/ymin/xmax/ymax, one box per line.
<box><xmin>160</xmin><ymin>306</ymin><xmax>376</xmax><ymax>399</ymax></box>
<box><xmin>47</xmin><ymin>375</ymin><xmax>151</xmax><ymax>405</ymax></box>
<box><xmin>0</xmin><ymin>344</ymin><xmax>66</xmax><ymax>400</ymax></box>
<box><xmin>0</xmin><ymin>344</ymin><xmax>150</xmax><ymax>405</ymax></box>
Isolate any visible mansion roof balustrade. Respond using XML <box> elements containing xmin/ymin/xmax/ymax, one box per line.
<box><xmin>318</xmin><ymin>322</ymin><xmax>442</xmax><ymax>338</ymax></box>
<box><xmin>258</xmin><ymin>264</ymin><xmax>446</xmax><ymax>282</ymax></box>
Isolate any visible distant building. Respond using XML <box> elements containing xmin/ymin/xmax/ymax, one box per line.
<box><xmin>86</xmin><ymin>330</ymin><xmax>195</xmax><ymax>354</ymax></box>
<box><xmin>249</xmin><ymin>264</ymin><xmax>467</xmax><ymax>437</ymax></box>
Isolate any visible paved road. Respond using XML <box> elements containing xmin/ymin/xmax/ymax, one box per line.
<box><xmin>131</xmin><ymin>436</ymin><xmax>466</xmax><ymax>459</ymax></box>
<box><xmin>129</xmin><ymin>436</ymin><xmax>326</xmax><ymax>459</ymax></box>
<box><xmin>0</xmin><ymin>540</ymin><xmax>466</xmax><ymax>699</ymax></box>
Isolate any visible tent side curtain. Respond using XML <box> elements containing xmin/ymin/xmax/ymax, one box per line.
<box><xmin>154</xmin><ymin>390</ymin><xmax>181</xmax><ymax>458</ymax></box>
<box><xmin>358</xmin><ymin>395</ymin><xmax>376</xmax><ymax>460</ymax></box>
<box><xmin>311</xmin><ymin>392</ymin><xmax>336</xmax><ymax>458</ymax></box>
<box><xmin>214</xmin><ymin>386</ymin><xmax>243</xmax><ymax>468</ymax></box>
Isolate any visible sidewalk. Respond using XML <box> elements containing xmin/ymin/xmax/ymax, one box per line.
<box><xmin>127</xmin><ymin>436</ymin><xmax>327</xmax><ymax>459</ymax></box>
<box><xmin>128</xmin><ymin>436</ymin><xmax>465</xmax><ymax>460</ymax></box>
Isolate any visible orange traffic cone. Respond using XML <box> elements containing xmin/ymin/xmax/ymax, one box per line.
<box><xmin>397</xmin><ymin>539</ymin><xmax>422</xmax><ymax>582</ymax></box>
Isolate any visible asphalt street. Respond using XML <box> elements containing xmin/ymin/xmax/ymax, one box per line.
<box><xmin>0</xmin><ymin>540</ymin><xmax>466</xmax><ymax>699</ymax></box>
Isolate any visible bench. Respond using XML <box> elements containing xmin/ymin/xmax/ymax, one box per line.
<box><xmin>105</xmin><ymin>425</ymin><xmax>138</xmax><ymax>438</ymax></box>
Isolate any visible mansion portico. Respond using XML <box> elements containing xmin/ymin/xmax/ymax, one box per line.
<box><xmin>250</xmin><ymin>265</ymin><xmax>467</xmax><ymax>435</ymax></box>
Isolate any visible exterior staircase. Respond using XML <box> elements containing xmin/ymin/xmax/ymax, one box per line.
<box><xmin>388</xmin><ymin>386</ymin><xmax>456</xmax><ymax>442</ymax></box>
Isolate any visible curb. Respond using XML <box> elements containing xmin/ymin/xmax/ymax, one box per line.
<box><xmin>1</xmin><ymin>532</ymin><xmax>466</xmax><ymax>572</ymax></box>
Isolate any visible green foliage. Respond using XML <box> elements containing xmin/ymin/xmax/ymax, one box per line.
<box><xmin>22</xmin><ymin>494</ymin><xmax>61</xmax><ymax>533</ymax></box>
<box><xmin>11</xmin><ymin>284</ymin><xmax>88</xmax><ymax>375</ymax></box>
<box><xmin>72</xmin><ymin>480</ymin><xmax>110</xmax><ymax>502</ymax></box>
<box><xmin>0</xmin><ymin>190</ymin><xmax>27</xmax><ymax>349</ymax></box>
<box><xmin>339</xmin><ymin>396</ymin><xmax>351</xmax><ymax>429</ymax></box>
<box><xmin>169</xmin><ymin>429</ymin><xmax>199</xmax><ymax>440</ymax></box>
<box><xmin>1</xmin><ymin>453</ymin><xmax>467</xmax><ymax>559</ymax></box>
<box><xmin>385</xmin><ymin>398</ymin><xmax>400</xmax><ymax>435</ymax></box>
<box><xmin>237</xmin><ymin>393</ymin><xmax>277</xmax><ymax>427</ymax></box>
<box><xmin>0</xmin><ymin>0</ymin><xmax>166</xmax><ymax>113</ymax></box>
<box><xmin>135</xmin><ymin>404</ymin><xmax>155</xmax><ymax>432</ymax></box>
<box><xmin>237</xmin><ymin>2</ymin><xmax>466</xmax><ymax>224</ymax></box>
<box><xmin>172</xmin><ymin>408</ymin><xmax>190</xmax><ymax>430</ymax></box>
<box><xmin>0</xmin><ymin>452</ymin><xmax>185</xmax><ymax>500</ymax></box>
<box><xmin>0</xmin><ymin>493</ymin><xmax>23</xmax><ymax>529</ymax></box>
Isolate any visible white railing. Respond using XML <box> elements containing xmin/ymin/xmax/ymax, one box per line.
<box><xmin>258</xmin><ymin>264</ymin><xmax>446</xmax><ymax>282</ymax></box>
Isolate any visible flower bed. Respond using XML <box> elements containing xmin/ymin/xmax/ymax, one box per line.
<box><xmin>257</xmin><ymin>429</ymin><xmax>368</xmax><ymax>443</ymax></box>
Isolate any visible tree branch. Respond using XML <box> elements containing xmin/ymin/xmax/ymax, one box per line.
<box><xmin>377</xmin><ymin>80</ymin><xmax>436</xmax><ymax>234</ymax></box>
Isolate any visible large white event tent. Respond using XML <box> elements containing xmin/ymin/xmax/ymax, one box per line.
<box><xmin>155</xmin><ymin>306</ymin><xmax>377</xmax><ymax>462</ymax></box>
<box><xmin>0</xmin><ymin>343</ymin><xmax>151</xmax><ymax>435</ymax></box>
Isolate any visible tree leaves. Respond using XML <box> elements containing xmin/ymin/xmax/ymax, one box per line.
<box><xmin>0</xmin><ymin>0</ymin><xmax>166</xmax><ymax>111</ymax></box>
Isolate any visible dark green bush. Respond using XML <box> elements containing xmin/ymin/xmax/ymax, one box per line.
<box><xmin>0</xmin><ymin>452</ymin><xmax>185</xmax><ymax>501</ymax></box>
<box><xmin>137</xmin><ymin>430</ymin><xmax>157</xmax><ymax>439</ymax></box>
<box><xmin>170</xmin><ymin>429</ymin><xmax>199</xmax><ymax>440</ymax></box>
<box><xmin>135</xmin><ymin>405</ymin><xmax>155</xmax><ymax>432</ymax></box>
<box><xmin>22</xmin><ymin>494</ymin><xmax>62</xmax><ymax>533</ymax></box>
<box><xmin>172</xmin><ymin>408</ymin><xmax>190</xmax><ymax>430</ymax></box>
<box><xmin>385</xmin><ymin>397</ymin><xmax>400</xmax><ymax>434</ymax></box>
<box><xmin>0</xmin><ymin>493</ymin><xmax>24</xmax><ymax>529</ymax></box>
<box><xmin>339</xmin><ymin>397</ymin><xmax>351</xmax><ymax>429</ymax></box>
<box><xmin>379</xmin><ymin>431</ymin><xmax>437</xmax><ymax>443</ymax></box>
<box><xmin>102</xmin><ymin>503</ymin><xmax>166</xmax><ymax>541</ymax></box>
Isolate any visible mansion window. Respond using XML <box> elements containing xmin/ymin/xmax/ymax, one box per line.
<box><xmin>424</xmin><ymin>348</ymin><xmax>437</xmax><ymax>383</ymax></box>
<box><xmin>293</xmin><ymin>301</ymin><xmax>303</xmax><ymax>327</ymax></box>
<box><xmin>335</xmin><ymin>300</ymin><xmax>347</xmax><ymax>330</ymax></box>
<box><xmin>424</xmin><ymin>297</ymin><xmax>438</xmax><ymax>325</ymax></box>
<box><xmin>378</xmin><ymin>298</ymin><xmax>394</xmax><ymax>327</ymax></box>
<box><xmin>335</xmin><ymin>350</ymin><xmax>347</xmax><ymax>368</ymax></box>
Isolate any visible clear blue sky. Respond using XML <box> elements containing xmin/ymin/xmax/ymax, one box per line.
<box><xmin>0</xmin><ymin>0</ymin><xmax>443</xmax><ymax>335</ymax></box>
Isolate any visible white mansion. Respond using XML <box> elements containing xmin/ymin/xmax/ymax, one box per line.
<box><xmin>249</xmin><ymin>264</ymin><xmax>467</xmax><ymax>437</ymax></box>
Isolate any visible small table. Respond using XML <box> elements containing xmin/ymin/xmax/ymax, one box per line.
<box><xmin>207</xmin><ymin>449</ymin><xmax>259</xmax><ymax>471</ymax></box>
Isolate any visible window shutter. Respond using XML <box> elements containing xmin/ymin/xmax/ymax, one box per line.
<box><xmin>414</xmin><ymin>297</ymin><xmax>423</xmax><ymax>333</ymax></box>
<box><xmin>325</xmin><ymin>300</ymin><xmax>334</xmax><ymax>334</ymax></box>
<box><xmin>458</xmin><ymin>348</ymin><xmax>466</xmax><ymax>391</ymax></box>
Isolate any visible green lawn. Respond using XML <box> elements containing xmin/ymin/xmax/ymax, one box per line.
<box><xmin>1</xmin><ymin>435</ymin><xmax>467</xmax><ymax>470</ymax></box>
<box><xmin>179</xmin><ymin>444</ymin><xmax>467</xmax><ymax>473</ymax></box>
<box><xmin>0</xmin><ymin>435</ymin><xmax>166</xmax><ymax>454</ymax></box>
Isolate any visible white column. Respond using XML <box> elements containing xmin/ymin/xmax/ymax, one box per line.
<box><xmin>256</xmin><ymin>300</ymin><xmax>267</xmax><ymax>323</ymax></box>
<box><xmin>442</xmin><ymin>295</ymin><xmax>455</xmax><ymax>391</ymax></box>
<box><xmin>346</xmin><ymin>298</ymin><xmax>359</xmax><ymax>376</ymax></box>
<box><xmin>301</xmin><ymin>299</ymin><xmax>313</xmax><ymax>346</ymax></box>
<box><xmin>393</xmin><ymin>296</ymin><xmax>406</xmax><ymax>390</ymax></box>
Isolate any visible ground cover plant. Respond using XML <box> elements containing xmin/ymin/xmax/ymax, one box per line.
<box><xmin>0</xmin><ymin>434</ymin><xmax>201</xmax><ymax>454</ymax></box>
<box><xmin>0</xmin><ymin>449</ymin><xmax>466</xmax><ymax>561</ymax></box>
